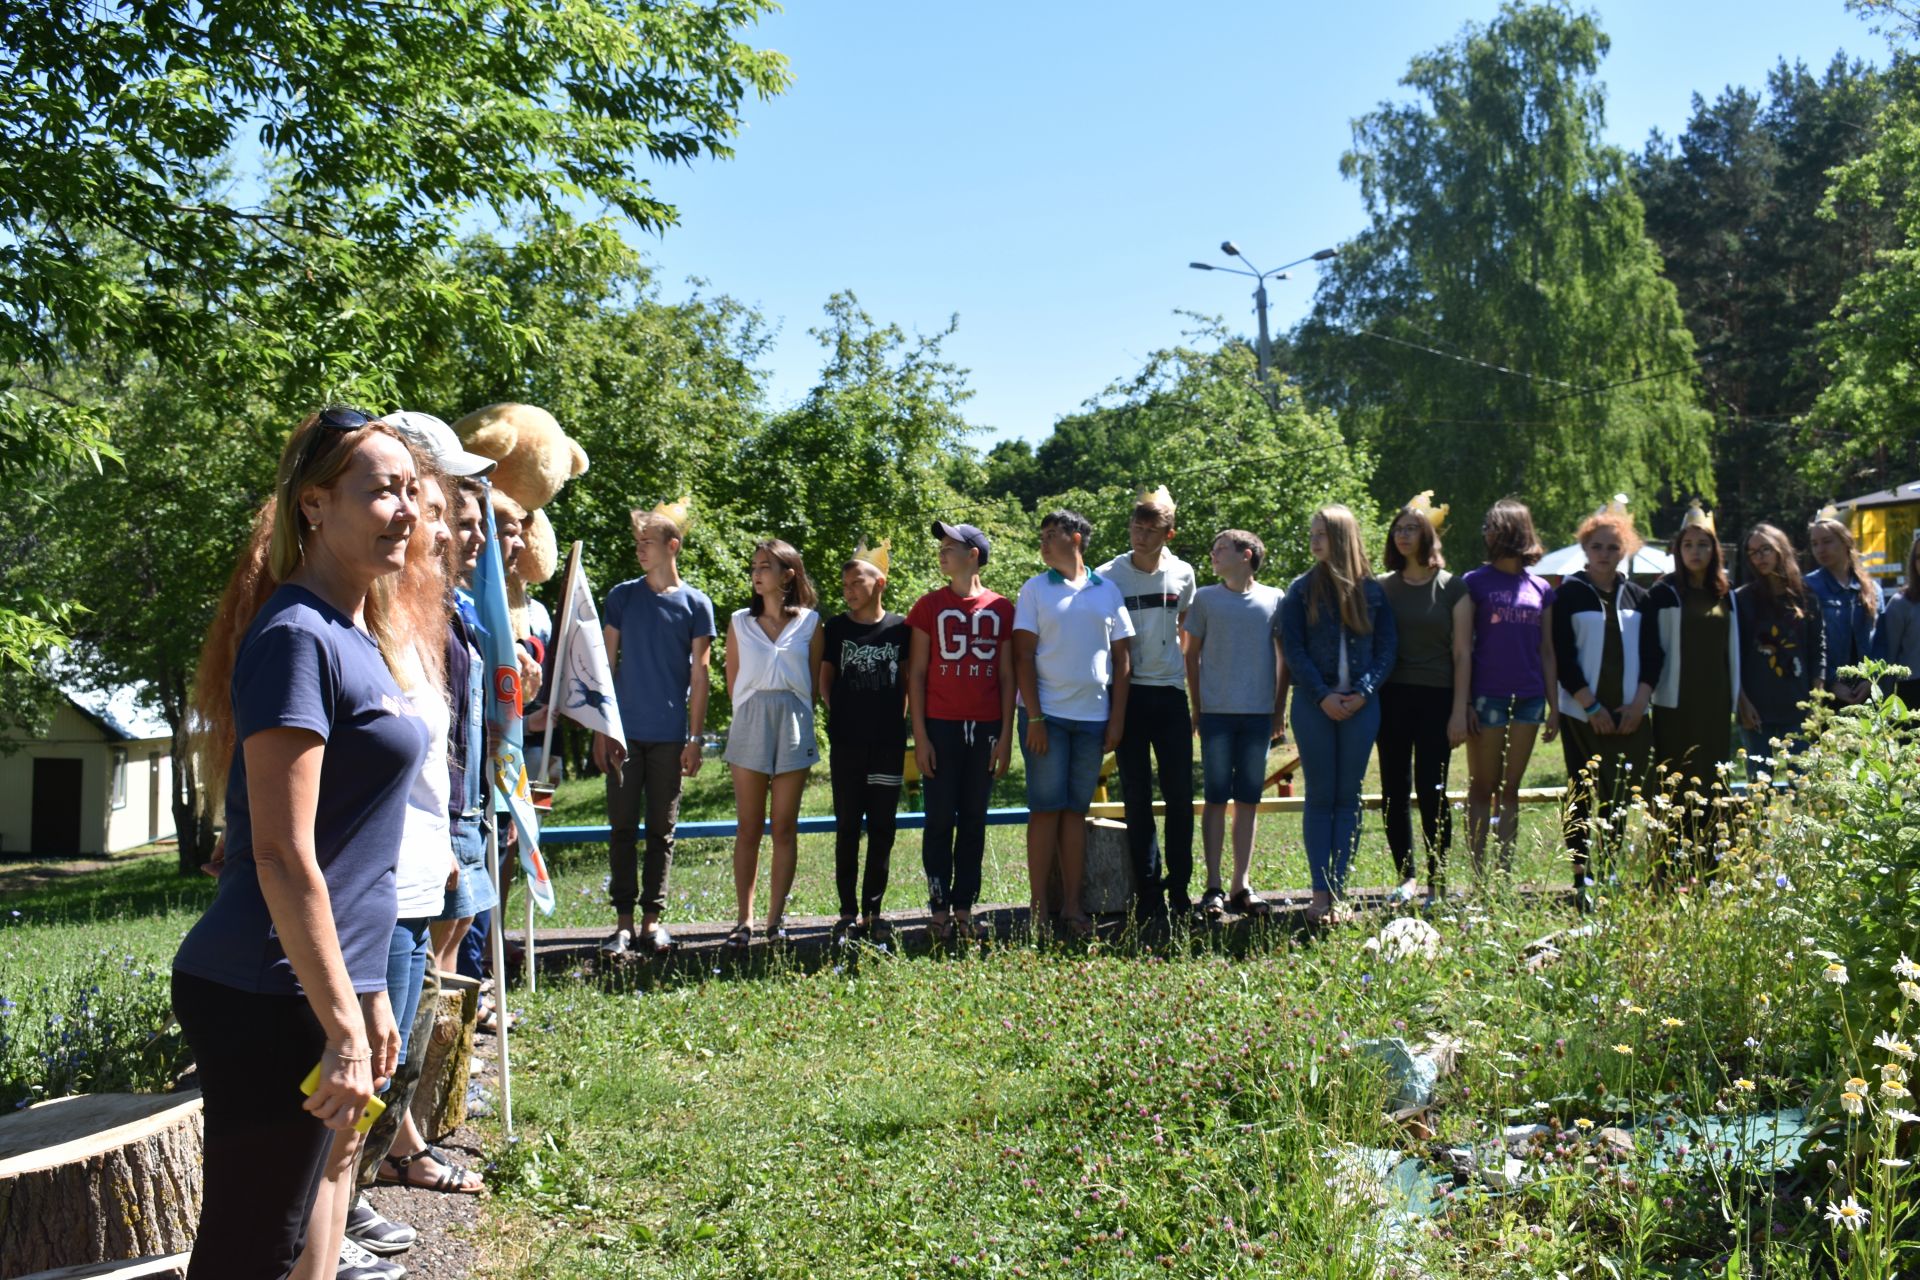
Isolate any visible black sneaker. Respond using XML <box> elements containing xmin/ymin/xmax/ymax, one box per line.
<box><xmin>346</xmin><ymin>1194</ymin><xmax>416</xmax><ymax>1257</ymax></box>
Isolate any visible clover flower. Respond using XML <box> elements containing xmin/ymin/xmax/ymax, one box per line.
<box><xmin>1824</xmin><ymin>1197</ymin><xmax>1869</xmax><ymax>1231</ymax></box>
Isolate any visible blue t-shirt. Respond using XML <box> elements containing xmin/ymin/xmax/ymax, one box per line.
<box><xmin>605</xmin><ymin>577</ymin><xmax>716</xmax><ymax>743</ymax></box>
<box><xmin>174</xmin><ymin>585</ymin><xmax>431</xmax><ymax>996</ymax></box>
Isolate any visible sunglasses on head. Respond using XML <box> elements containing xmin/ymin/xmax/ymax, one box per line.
<box><xmin>286</xmin><ymin>405</ymin><xmax>377</xmax><ymax>493</ymax></box>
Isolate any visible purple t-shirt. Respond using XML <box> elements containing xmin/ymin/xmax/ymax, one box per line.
<box><xmin>1465</xmin><ymin>566</ymin><xmax>1556</xmax><ymax>699</ymax></box>
<box><xmin>174</xmin><ymin>585</ymin><xmax>430</xmax><ymax>995</ymax></box>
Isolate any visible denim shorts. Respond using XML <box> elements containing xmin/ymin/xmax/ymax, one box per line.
<box><xmin>1473</xmin><ymin>694</ymin><xmax>1548</xmax><ymax>727</ymax></box>
<box><xmin>436</xmin><ymin>813</ymin><xmax>498</xmax><ymax>921</ymax></box>
<box><xmin>1019</xmin><ymin>708</ymin><xmax>1107</xmax><ymax>813</ymax></box>
<box><xmin>1198</xmin><ymin>712</ymin><xmax>1271</xmax><ymax>804</ymax></box>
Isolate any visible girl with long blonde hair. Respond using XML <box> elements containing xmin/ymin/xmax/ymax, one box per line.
<box><xmin>1277</xmin><ymin>504</ymin><xmax>1397</xmax><ymax>923</ymax></box>
<box><xmin>173</xmin><ymin>409</ymin><xmax>436</xmax><ymax>1280</ymax></box>
<box><xmin>1807</xmin><ymin>514</ymin><xmax>1884</xmax><ymax>705</ymax></box>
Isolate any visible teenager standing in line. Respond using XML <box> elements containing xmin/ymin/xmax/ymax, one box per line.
<box><xmin>1279</xmin><ymin>505</ymin><xmax>1397</xmax><ymax>924</ymax></box>
<box><xmin>1807</xmin><ymin>513</ymin><xmax>1884</xmax><ymax>705</ymax></box>
<box><xmin>1182</xmin><ymin>530</ymin><xmax>1286</xmax><ymax>920</ymax></box>
<box><xmin>723</xmin><ymin>539</ymin><xmax>824</xmax><ymax>947</ymax></box>
<box><xmin>596</xmin><ymin>503</ymin><xmax>715</xmax><ymax>957</ymax></box>
<box><xmin>1550</xmin><ymin>504</ymin><xmax>1653</xmax><ymax>904</ymax></box>
<box><xmin>428</xmin><ymin>476</ymin><xmax>499</xmax><ymax>980</ymax></box>
<box><xmin>1876</xmin><ymin>536</ymin><xmax>1920</xmax><ymax>707</ymax></box>
<box><xmin>1013</xmin><ymin>510</ymin><xmax>1135</xmax><ymax>938</ymax></box>
<box><xmin>1374</xmin><ymin>493</ymin><xmax>1463</xmax><ymax>906</ymax></box>
<box><xmin>1638</xmin><ymin>504</ymin><xmax>1740</xmax><ymax>869</ymax></box>
<box><xmin>1096</xmin><ymin>486</ymin><xmax>1197</xmax><ymax>921</ymax></box>
<box><xmin>1451</xmin><ymin>499</ymin><xmax>1559</xmax><ymax>879</ymax></box>
<box><xmin>907</xmin><ymin>522</ymin><xmax>1015</xmax><ymax>943</ymax></box>
<box><xmin>175</xmin><ymin>412</ymin><xmax>428</xmax><ymax>1280</ymax></box>
<box><xmin>819</xmin><ymin>541</ymin><xmax>911</xmax><ymax>942</ymax></box>
<box><xmin>1734</xmin><ymin>523</ymin><xmax>1826</xmax><ymax>778</ymax></box>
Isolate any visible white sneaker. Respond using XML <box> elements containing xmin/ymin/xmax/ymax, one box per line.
<box><xmin>1386</xmin><ymin>878</ymin><xmax>1419</xmax><ymax>905</ymax></box>
<box><xmin>338</xmin><ymin>1235</ymin><xmax>407</xmax><ymax>1279</ymax></box>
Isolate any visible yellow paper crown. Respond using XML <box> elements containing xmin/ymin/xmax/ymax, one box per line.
<box><xmin>853</xmin><ymin>537</ymin><xmax>891</xmax><ymax>576</ymax></box>
<box><xmin>1681</xmin><ymin>500</ymin><xmax>1716</xmax><ymax>536</ymax></box>
<box><xmin>1814</xmin><ymin>503</ymin><xmax>1841</xmax><ymax>524</ymax></box>
<box><xmin>1135</xmin><ymin>484</ymin><xmax>1176</xmax><ymax>514</ymax></box>
<box><xmin>1603</xmin><ymin>493</ymin><xmax>1630</xmax><ymax>517</ymax></box>
<box><xmin>650</xmin><ymin>495</ymin><xmax>692</xmax><ymax>532</ymax></box>
<box><xmin>1404</xmin><ymin>489</ymin><xmax>1449</xmax><ymax>533</ymax></box>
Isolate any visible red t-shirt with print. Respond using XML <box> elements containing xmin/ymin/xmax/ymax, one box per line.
<box><xmin>906</xmin><ymin>587</ymin><xmax>1015</xmax><ymax>722</ymax></box>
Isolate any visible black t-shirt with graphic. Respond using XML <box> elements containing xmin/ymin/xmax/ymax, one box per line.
<box><xmin>823</xmin><ymin>611</ymin><xmax>910</xmax><ymax>747</ymax></box>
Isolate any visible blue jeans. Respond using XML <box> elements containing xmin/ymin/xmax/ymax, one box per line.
<box><xmin>384</xmin><ymin>918</ymin><xmax>432</xmax><ymax>1067</ymax></box>
<box><xmin>1198</xmin><ymin>712</ymin><xmax>1271</xmax><ymax>804</ymax></box>
<box><xmin>1291</xmin><ymin>690</ymin><xmax>1383</xmax><ymax>894</ymax></box>
<box><xmin>1473</xmin><ymin>694</ymin><xmax>1547</xmax><ymax>727</ymax></box>
<box><xmin>1019</xmin><ymin>709</ymin><xmax>1107</xmax><ymax>813</ymax></box>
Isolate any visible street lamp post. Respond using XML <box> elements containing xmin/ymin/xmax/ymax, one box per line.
<box><xmin>1189</xmin><ymin>243</ymin><xmax>1338</xmax><ymax>403</ymax></box>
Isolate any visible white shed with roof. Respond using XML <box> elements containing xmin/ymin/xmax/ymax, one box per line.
<box><xmin>0</xmin><ymin>681</ymin><xmax>175</xmax><ymax>856</ymax></box>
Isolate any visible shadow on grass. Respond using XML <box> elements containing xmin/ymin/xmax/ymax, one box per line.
<box><xmin>0</xmin><ymin>850</ymin><xmax>214</xmax><ymax>924</ymax></box>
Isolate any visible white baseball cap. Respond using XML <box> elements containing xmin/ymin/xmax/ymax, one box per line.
<box><xmin>382</xmin><ymin>410</ymin><xmax>496</xmax><ymax>478</ymax></box>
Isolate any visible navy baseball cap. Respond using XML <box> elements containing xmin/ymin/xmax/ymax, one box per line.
<box><xmin>931</xmin><ymin>520</ymin><xmax>990</xmax><ymax>565</ymax></box>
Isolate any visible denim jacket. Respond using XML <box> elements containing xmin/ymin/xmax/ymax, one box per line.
<box><xmin>1805</xmin><ymin>566</ymin><xmax>1885</xmax><ymax>682</ymax></box>
<box><xmin>1278</xmin><ymin>573</ymin><xmax>1398</xmax><ymax>702</ymax></box>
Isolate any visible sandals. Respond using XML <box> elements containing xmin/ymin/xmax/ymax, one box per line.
<box><xmin>1229</xmin><ymin>888</ymin><xmax>1274</xmax><ymax>917</ymax></box>
<box><xmin>724</xmin><ymin>923</ymin><xmax>753</xmax><ymax>951</ymax></box>
<box><xmin>952</xmin><ymin>912</ymin><xmax>977</xmax><ymax>942</ymax></box>
<box><xmin>1199</xmin><ymin>888</ymin><xmax>1227</xmax><ymax>921</ymax></box>
<box><xmin>929</xmin><ymin>913</ymin><xmax>955</xmax><ymax>944</ymax></box>
<box><xmin>380</xmin><ymin>1146</ymin><xmax>484</xmax><ymax>1195</ymax></box>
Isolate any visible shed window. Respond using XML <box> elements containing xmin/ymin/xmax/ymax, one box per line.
<box><xmin>111</xmin><ymin>748</ymin><xmax>128</xmax><ymax>809</ymax></box>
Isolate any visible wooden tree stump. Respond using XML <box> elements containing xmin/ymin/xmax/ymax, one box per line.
<box><xmin>1046</xmin><ymin>817</ymin><xmax>1138</xmax><ymax>915</ymax></box>
<box><xmin>0</xmin><ymin>1093</ymin><xmax>202</xmax><ymax>1279</ymax></box>
<box><xmin>410</xmin><ymin>975</ymin><xmax>479</xmax><ymax>1143</ymax></box>
<box><xmin>15</xmin><ymin>1253</ymin><xmax>189</xmax><ymax>1280</ymax></box>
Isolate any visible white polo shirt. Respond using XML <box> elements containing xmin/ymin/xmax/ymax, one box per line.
<box><xmin>1013</xmin><ymin>567</ymin><xmax>1136</xmax><ymax>722</ymax></box>
<box><xmin>1096</xmin><ymin>550</ymin><xmax>1195</xmax><ymax>689</ymax></box>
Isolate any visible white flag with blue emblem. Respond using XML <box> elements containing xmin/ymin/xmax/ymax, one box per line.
<box><xmin>555</xmin><ymin>546</ymin><xmax>627</xmax><ymax>746</ymax></box>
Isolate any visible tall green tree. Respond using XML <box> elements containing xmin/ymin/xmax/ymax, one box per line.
<box><xmin>1806</xmin><ymin>3</ymin><xmax>1920</xmax><ymax>489</ymax></box>
<box><xmin>725</xmin><ymin>293</ymin><xmax>983</xmax><ymax>614</ymax></box>
<box><xmin>0</xmin><ymin>0</ymin><xmax>788</xmax><ymax>668</ymax></box>
<box><xmin>1637</xmin><ymin>55</ymin><xmax>1900</xmax><ymax>534</ymax></box>
<box><xmin>983</xmin><ymin>326</ymin><xmax>1377</xmax><ymax>588</ymax></box>
<box><xmin>1295</xmin><ymin>1</ymin><xmax>1712</xmax><ymax>541</ymax></box>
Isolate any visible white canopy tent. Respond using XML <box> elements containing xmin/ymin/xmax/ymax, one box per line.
<box><xmin>1533</xmin><ymin>543</ymin><xmax>1674</xmax><ymax>577</ymax></box>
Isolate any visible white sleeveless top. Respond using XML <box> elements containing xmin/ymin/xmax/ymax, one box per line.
<box><xmin>393</xmin><ymin>642</ymin><xmax>454</xmax><ymax>918</ymax></box>
<box><xmin>730</xmin><ymin>607</ymin><xmax>819</xmax><ymax>705</ymax></box>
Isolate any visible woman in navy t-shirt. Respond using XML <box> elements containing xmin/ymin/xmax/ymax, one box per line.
<box><xmin>173</xmin><ymin>411</ymin><xmax>431</xmax><ymax>1280</ymax></box>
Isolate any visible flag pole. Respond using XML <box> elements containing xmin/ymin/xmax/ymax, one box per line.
<box><xmin>525</xmin><ymin>542</ymin><xmax>582</xmax><ymax>998</ymax></box>
<box><xmin>486</xmin><ymin>816</ymin><xmax>514</xmax><ymax>1136</ymax></box>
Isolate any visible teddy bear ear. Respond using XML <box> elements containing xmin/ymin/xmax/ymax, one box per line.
<box><xmin>568</xmin><ymin>437</ymin><xmax>589</xmax><ymax>478</ymax></box>
<box><xmin>452</xmin><ymin>404</ymin><xmax>518</xmax><ymax>461</ymax></box>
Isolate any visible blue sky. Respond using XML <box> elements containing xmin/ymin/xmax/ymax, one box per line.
<box><xmin>625</xmin><ymin>1</ymin><xmax>1882</xmax><ymax>445</ymax></box>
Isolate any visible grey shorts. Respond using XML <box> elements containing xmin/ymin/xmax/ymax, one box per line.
<box><xmin>723</xmin><ymin>691</ymin><xmax>819</xmax><ymax>776</ymax></box>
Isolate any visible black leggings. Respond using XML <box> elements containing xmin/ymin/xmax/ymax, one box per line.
<box><xmin>173</xmin><ymin>971</ymin><xmax>331</xmax><ymax>1280</ymax></box>
<box><xmin>921</xmin><ymin>718</ymin><xmax>1000</xmax><ymax>911</ymax></box>
<box><xmin>1374</xmin><ymin>683</ymin><xmax>1454</xmax><ymax>884</ymax></box>
<box><xmin>831</xmin><ymin>736</ymin><xmax>903</xmax><ymax>917</ymax></box>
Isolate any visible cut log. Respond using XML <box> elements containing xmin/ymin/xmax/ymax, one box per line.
<box><xmin>1046</xmin><ymin>817</ymin><xmax>1138</xmax><ymax>916</ymax></box>
<box><xmin>14</xmin><ymin>1253</ymin><xmax>189</xmax><ymax>1280</ymax></box>
<box><xmin>0</xmin><ymin>1093</ymin><xmax>202</xmax><ymax>1280</ymax></box>
<box><xmin>410</xmin><ymin>975</ymin><xmax>479</xmax><ymax>1143</ymax></box>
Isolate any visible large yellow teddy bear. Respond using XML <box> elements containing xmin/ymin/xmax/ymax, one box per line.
<box><xmin>452</xmin><ymin>402</ymin><xmax>589</xmax><ymax>629</ymax></box>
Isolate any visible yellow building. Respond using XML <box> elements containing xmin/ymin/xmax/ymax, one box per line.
<box><xmin>1835</xmin><ymin>478</ymin><xmax>1920</xmax><ymax>585</ymax></box>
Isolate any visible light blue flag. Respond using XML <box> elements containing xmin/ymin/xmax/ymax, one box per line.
<box><xmin>472</xmin><ymin>493</ymin><xmax>556</xmax><ymax>915</ymax></box>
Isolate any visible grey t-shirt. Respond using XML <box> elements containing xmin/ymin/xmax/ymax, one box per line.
<box><xmin>1182</xmin><ymin>582</ymin><xmax>1283</xmax><ymax>714</ymax></box>
<box><xmin>1096</xmin><ymin>551</ymin><xmax>1196</xmax><ymax>688</ymax></box>
<box><xmin>1377</xmin><ymin>570</ymin><xmax>1464</xmax><ymax>688</ymax></box>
